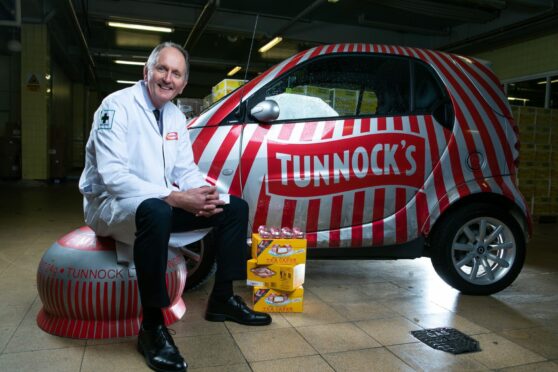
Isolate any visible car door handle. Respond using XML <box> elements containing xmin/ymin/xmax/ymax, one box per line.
<box><xmin>222</xmin><ymin>169</ymin><xmax>233</xmax><ymax>176</ymax></box>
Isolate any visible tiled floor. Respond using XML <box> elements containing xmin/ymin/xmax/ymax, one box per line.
<box><xmin>1</xmin><ymin>182</ymin><xmax>557</xmax><ymax>371</ymax></box>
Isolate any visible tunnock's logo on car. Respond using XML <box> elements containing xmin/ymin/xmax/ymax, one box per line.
<box><xmin>266</xmin><ymin>132</ymin><xmax>425</xmax><ymax>197</ymax></box>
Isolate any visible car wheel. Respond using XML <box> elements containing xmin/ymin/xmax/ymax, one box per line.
<box><xmin>430</xmin><ymin>203</ymin><xmax>526</xmax><ymax>295</ymax></box>
<box><xmin>180</xmin><ymin>233</ymin><xmax>216</xmax><ymax>291</ymax></box>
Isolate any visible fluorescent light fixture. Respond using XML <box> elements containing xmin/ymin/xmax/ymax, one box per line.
<box><xmin>507</xmin><ymin>97</ymin><xmax>529</xmax><ymax>103</ymax></box>
<box><xmin>227</xmin><ymin>66</ymin><xmax>242</xmax><ymax>76</ymax></box>
<box><xmin>115</xmin><ymin>59</ymin><xmax>146</xmax><ymax>66</ymax></box>
<box><xmin>259</xmin><ymin>37</ymin><xmax>283</xmax><ymax>53</ymax></box>
<box><xmin>537</xmin><ymin>79</ymin><xmax>558</xmax><ymax>85</ymax></box>
<box><xmin>107</xmin><ymin>21</ymin><xmax>173</xmax><ymax>33</ymax></box>
<box><xmin>116</xmin><ymin>80</ymin><xmax>137</xmax><ymax>84</ymax></box>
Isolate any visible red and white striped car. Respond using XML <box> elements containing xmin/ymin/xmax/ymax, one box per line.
<box><xmin>186</xmin><ymin>43</ymin><xmax>530</xmax><ymax>295</ymax></box>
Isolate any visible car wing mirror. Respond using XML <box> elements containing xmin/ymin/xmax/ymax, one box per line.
<box><xmin>250</xmin><ymin>99</ymin><xmax>280</xmax><ymax>122</ymax></box>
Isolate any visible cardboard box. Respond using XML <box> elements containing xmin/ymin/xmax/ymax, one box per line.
<box><xmin>520</xmin><ymin>149</ymin><xmax>535</xmax><ymax>162</ymax></box>
<box><xmin>251</xmin><ymin>233</ymin><xmax>306</xmax><ymax>265</ymax></box>
<box><xmin>534</xmin><ymin>132</ymin><xmax>550</xmax><ymax>145</ymax></box>
<box><xmin>360</xmin><ymin>90</ymin><xmax>378</xmax><ymax>115</ymax></box>
<box><xmin>246</xmin><ymin>259</ymin><xmax>305</xmax><ymax>291</ymax></box>
<box><xmin>288</xmin><ymin>85</ymin><xmax>331</xmax><ymax>103</ymax></box>
<box><xmin>252</xmin><ymin>286</ymin><xmax>304</xmax><ymax>313</ymax></box>
<box><xmin>211</xmin><ymin>79</ymin><xmax>246</xmax><ymax>101</ymax></box>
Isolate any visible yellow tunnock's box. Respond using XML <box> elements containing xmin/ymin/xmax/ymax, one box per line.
<box><xmin>252</xmin><ymin>286</ymin><xmax>304</xmax><ymax>313</ymax></box>
<box><xmin>246</xmin><ymin>259</ymin><xmax>305</xmax><ymax>291</ymax></box>
<box><xmin>251</xmin><ymin>233</ymin><xmax>307</xmax><ymax>265</ymax></box>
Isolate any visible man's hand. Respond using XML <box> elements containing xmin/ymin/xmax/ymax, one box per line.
<box><xmin>164</xmin><ymin>186</ymin><xmax>225</xmax><ymax>217</ymax></box>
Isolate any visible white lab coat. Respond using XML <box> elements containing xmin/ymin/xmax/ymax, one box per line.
<box><xmin>79</xmin><ymin>81</ymin><xmax>208</xmax><ymax>263</ymax></box>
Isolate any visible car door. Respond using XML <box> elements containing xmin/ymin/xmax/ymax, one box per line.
<box><xmin>239</xmin><ymin>53</ymin><xmax>452</xmax><ymax>248</ymax></box>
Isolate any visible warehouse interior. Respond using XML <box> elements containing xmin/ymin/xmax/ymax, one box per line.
<box><xmin>1</xmin><ymin>0</ymin><xmax>558</xmax><ymax>371</ymax></box>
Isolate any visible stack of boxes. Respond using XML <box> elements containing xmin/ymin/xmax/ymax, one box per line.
<box><xmin>246</xmin><ymin>228</ymin><xmax>306</xmax><ymax>313</ymax></box>
<box><xmin>286</xmin><ymin>85</ymin><xmax>378</xmax><ymax>116</ymax></box>
<box><xmin>514</xmin><ymin>106</ymin><xmax>558</xmax><ymax>218</ymax></box>
<box><xmin>212</xmin><ymin>79</ymin><xmax>246</xmax><ymax>102</ymax></box>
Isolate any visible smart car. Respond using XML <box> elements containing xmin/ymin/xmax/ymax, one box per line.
<box><xmin>183</xmin><ymin>43</ymin><xmax>530</xmax><ymax>295</ymax></box>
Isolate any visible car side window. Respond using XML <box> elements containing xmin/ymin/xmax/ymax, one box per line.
<box><xmin>251</xmin><ymin>54</ymin><xmax>411</xmax><ymax>122</ymax></box>
<box><xmin>413</xmin><ymin>62</ymin><xmax>445</xmax><ymax>112</ymax></box>
<box><xmin>412</xmin><ymin>61</ymin><xmax>454</xmax><ymax>130</ymax></box>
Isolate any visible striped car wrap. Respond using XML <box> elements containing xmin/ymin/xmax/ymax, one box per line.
<box><xmin>189</xmin><ymin>43</ymin><xmax>529</xmax><ymax>249</ymax></box>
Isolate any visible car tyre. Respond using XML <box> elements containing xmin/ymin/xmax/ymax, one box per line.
<box><xmin>181</xmin><ymin>233</ymin><xmax>217</xmax><ymax>291</ymax></box>
<box><xmin>430</xmin><ymin>203</ymin><xmax>526</xmax><ymax>295</ymax></box>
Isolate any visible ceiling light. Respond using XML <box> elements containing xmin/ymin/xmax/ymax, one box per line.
<box><xmin>537</xmin><ymin>79</ymin><xmax>558</xmax><ymax>85</ymax></box>
<box><xmin>107</xmin><ymin>21</ymin><xmax>173</xmax><ymax>33</ymax></box>
<box><xmin>116</xmin><ymin>80</ymin><xmax>137</xmax><ymax>84</ymax></box>
<box><xmin>507</xmin><ymin>97</ymin><xmax>529</xmax><ymax>103</ymax></box>
<box><xmin>115</xmin><ymin>60</ymin><xmax>146</xmax><ymax>66</ymax></box>
<box><xmin>227</xmin><ymin>66</ymin><xmax>242</xmax><ymax>76</ymax></box>
<box><xmin>259</xmin><ymin>37</ymin><xmax>283</xmax><ymax>53</ymax></box>
<box><xmin>328</xmin><ymin>0</ymin><xmax>340</xmax><ymax>3</ymax></box>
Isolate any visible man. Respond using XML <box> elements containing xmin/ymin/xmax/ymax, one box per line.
<box><xmin>79</xmin><ymin>42</ymin><xmax>271</xmax><ymax>372</ymax></box>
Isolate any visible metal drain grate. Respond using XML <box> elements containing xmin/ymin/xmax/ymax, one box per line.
<box><xmin>411</xmin><ymin>327</ymin><xmax>481</xmax><ymax>354</ymax></box>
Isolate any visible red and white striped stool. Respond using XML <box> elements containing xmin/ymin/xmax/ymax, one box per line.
<box><xmin>36</xmin><ymin>226</ymin><xmax>187</xmax><ymax>339</ymax></box>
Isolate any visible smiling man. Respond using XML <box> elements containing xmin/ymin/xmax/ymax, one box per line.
<box><xmin>79</xmin><ymin>42</ymin><xmax>271</xmax><ymax>372</ymax></box>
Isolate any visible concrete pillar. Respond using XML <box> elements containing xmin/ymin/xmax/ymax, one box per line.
<box><xmin>72</xmin><ymin>83</ymin><xmax>85</xmax><ymax>168</ymax></box>
<box><xmin>20</xmin><ymin>24</ymin><xmax>50</xmax><ymax>180</ymax></box>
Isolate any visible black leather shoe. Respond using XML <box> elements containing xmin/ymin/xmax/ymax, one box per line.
<box><xmin>137</xmin><ymin>324</ymin><xmax>188</xmax><ymax>372</ymax></box>
<box><xmin>205</xmin><ymin>295</ymin><xmax>272</xmax><ymax>326</ymax></box>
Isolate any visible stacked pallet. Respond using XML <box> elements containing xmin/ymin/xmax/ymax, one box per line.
<box><xmin>514</xmin><ymin>106</ymin><xmax>558</xmax><ymax>219</ymax></box>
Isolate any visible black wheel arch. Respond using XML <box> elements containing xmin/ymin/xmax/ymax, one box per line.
<box><xmin>425</xmin><ymin>192</ymin><xmax>529</xmax><ymax>257</ymax></box>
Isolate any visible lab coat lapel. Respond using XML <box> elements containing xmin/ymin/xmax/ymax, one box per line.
<box><xmin>132</xmin><ymin>81</ymin><xmax>164</xmax><ymax>136</ymax></box>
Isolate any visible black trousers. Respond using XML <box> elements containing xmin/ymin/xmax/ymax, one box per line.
<box><xmin>133</xmin><ymin>195</ymin><xmax>248</xmax><ymax>308</ymax></box>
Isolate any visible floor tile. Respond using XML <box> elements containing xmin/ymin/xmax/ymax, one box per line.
<box><xmin>168</xmin><ymin>309</ymin><xmax>229</xmax><ymax>338</ymax></box>
<box><xmin>4</xmin><ymin>300</ymin><xmax>86</xmax><ymax>353</ymax></box>
<box><xmin>297</xmin><ymin>322</ymin><xmax>380</xmax><ymax>353</ymax></box>
<box><xmin>505</xmin><ymin>300</ymin><xmax>558</xmax><ymax>329</ymax></box>
<box><xmin>0</xmin><ymin>305</ymin><xmax>31</xmax><ymax>328</ymax></box>
<box><xmin>308</xmin><ymin>283</ymin><xmax>370</xmax><ymax>303</ymax></box>
<box><xmin>0</xmin><ymin>347</ymin><xmax>84</xmax><ymax>372</ymax></box>
<box><xmin>281</xmin><ymin>300</ymin><xmax>346</xmax><ymax>327</ymax></box>
<box><xmin>499</xmin><ymin>361</ymin><xmax>558</xmax><ymax>371</ymax></box>
<box><xmin>388</xmin><ymin>342</ymin><xmax>490</xmax><ymax>371</ymax></box>
<box><xmin>225</xmin><ymin>313</ymin><xmax>292</xmax><ymax>334</ymax></box>
<box><xmin>85</xmin><ymin>335</ymin><xmax>136</xmax><ymax>346</ymax></box>
<box><xmin>408</xmin><ymin>312</ymin><xmax>490</xmax><ymax>335</ymax></box>
<box><xmin>356</xmin><ymin>316</ymin><xmax>423</xmax><ymax>346</ymax></box>
<box><xmin>250</xmin><ymin>355</ymin><xmax>334</xmax><ymax>372</ymax></box>
<box><xmin>0</xmin><ymin>324</ymin><xmax>16</xmax><ymax>353</ymax></box>
<box><xmin>501</xmin><ymin>327</ymin><xmax>558</xmax><ymax>359</ymax></box>
<box><xmin>381</xmin><ymin>296</ymin><xmax>450</xmax><ymax>318</ymax></box>
<box><xmin>359</xmin><ymin>281</ymin><xmax>416</xmax><ymax>299</ymax></box>
<box><xmin>0</xmin><ymin>275</ymin><xmax>38</xmax><ymax>307</ymax></box>
<box><xmin>438</xmin><ymin>297</ymin><xmax>538</xmax><ymax>332</ymax></box>
<box><xmin>469</xmin><ymin>333</ymin><xmax>547</xmax><ymax>369</ymax></box>
<box><xmin>323</xmin><ymin>347</ymin><xmax>415</xmax><ymax>372</ymax></box>
<box><xmin>328</xmin><ymin>301</ymin><xmax>395</xmax><ymax>321</ymax></box>
<box><xmin>81</xmin><ymin>341</ymin><xmax>147</xmax><ymax>371</ymax></box>
<box><xmin>174</xmin><ymin>333</ymin><xmax>245</xmax><ymax>369</ymax></box>
<box><xmin>190</xmin><ymin>363</ymin><xmax>251</xmax><ymax>372</ymax></box>
<box><xmin>232</xmin><ymin>327</ymin><xmax>316</xmax><ymax>362</ymax></box>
